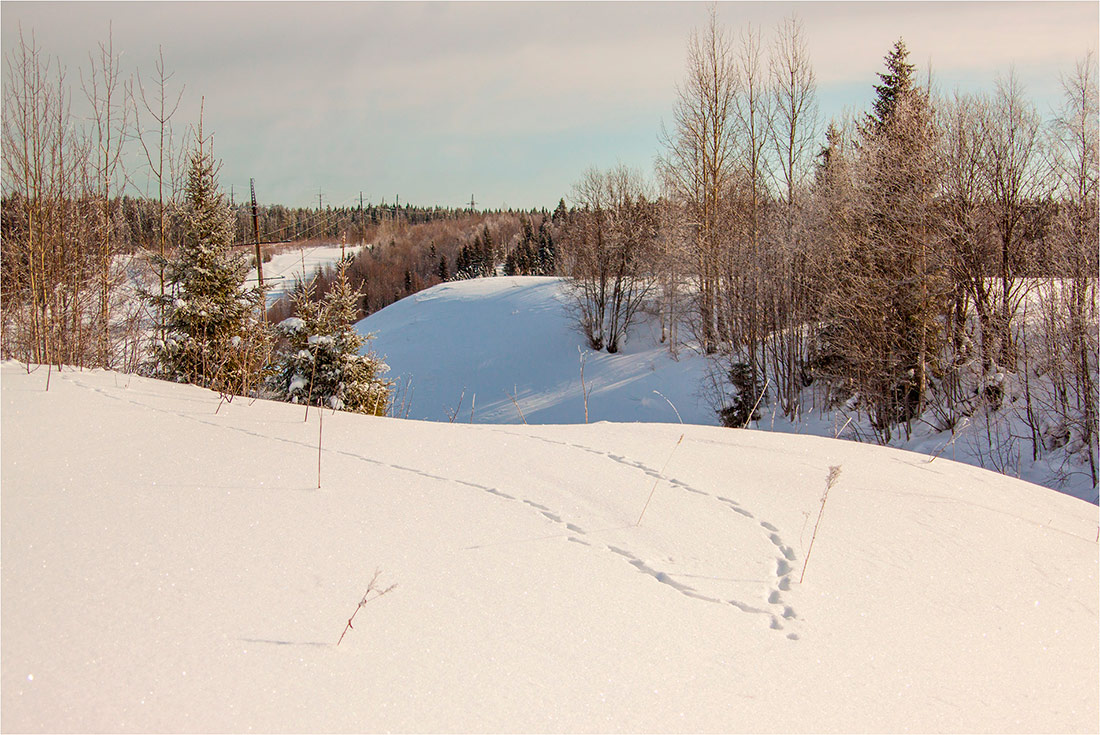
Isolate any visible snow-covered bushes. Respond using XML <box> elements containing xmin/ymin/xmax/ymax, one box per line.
<box><xmin>269</xmin><ymin>265</ymin><xmax>392</xmax><ymax>415</ymax></box>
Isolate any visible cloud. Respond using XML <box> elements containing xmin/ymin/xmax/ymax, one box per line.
<box><xmin>4</xmin><ymin>1</ymin><xmax>1096</xmax><ymax>208</ymax></box>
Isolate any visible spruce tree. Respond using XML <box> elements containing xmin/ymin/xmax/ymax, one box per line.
<box><xmin>864</xmin><ymin>39</ymin><xmax>916</xmax><ymax>136</ymax></box>
<box><xmin>455</xmin><ymin>245</ymin><xmax>471</xmax><ymax>279</ymax></box>
<box><xmin>269</xmin><ymin>264</ymin><xmax>392</xmax><ymax>415</ymax></box>
<box><xmin>145</xmin><ymin>129</ymin><xmax>269</xmax><ymax>394</ymax></box>
<box><xmin>849</xmin><ymin>39</ymin><xmax>945</xmax><ymax>437</ymax></box>
<box><xmin>536</xmin><ymin>217</ymin><xmax>556</xmax><ymax>275</ymax></box>
<box><xmin>479</xmin><ymin>226</ymin><xmax>495</xmax><ymax>276</ymax></box>
<box><xmin>552</xmin><ymin>198</ymin><xmax>568</xmax><ymax>225</ymax></box>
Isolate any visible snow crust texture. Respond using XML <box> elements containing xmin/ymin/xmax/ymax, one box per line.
<box><xmin>2</xmin><ymin>362</ymin><xmax>1097</xmax><ymax>732</ymax></box>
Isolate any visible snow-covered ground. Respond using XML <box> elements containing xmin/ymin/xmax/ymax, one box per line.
<box><xmin>361</xmin><ymin>276</ymin><xmax>712</xmax><ymax>425</ymax></box>
<box><xmin>2</xmin><ymin>362</ymin><xmax>1096</xmax><ymax>732</ymax></box>
<box><xmin>247</xmin><ymin>243</ymin><xmax>362</xmax><ymax>306</ymax></box>
<box><xmin>361</xmin><ymin>276</ymin><xmax>1098</xmax><ymax>503</ymax></box>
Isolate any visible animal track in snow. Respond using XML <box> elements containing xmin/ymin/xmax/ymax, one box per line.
<box><xmin>73</xmin><ymin>381</ymin><xmax>804</xmax><ymax>639</ymax></box>
<box><xmin>769</xmin><ymin>534</ymin><xmax>797</xmax><ymax>561</ymax></box>
<box><xmin>483</xmin><ymin>427</ymin><xmax>803</xmax><ymax>637</ymax></box>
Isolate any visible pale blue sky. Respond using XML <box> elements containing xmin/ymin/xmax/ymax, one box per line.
<box><xmin>3</xmin><ymin>1</ymin><xmax>1097</xmax><ymax>210</ymax></box>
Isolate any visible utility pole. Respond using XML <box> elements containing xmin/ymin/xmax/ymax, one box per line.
<box><xmin>318</xmin><ymin>188</ymin><xmax>323</xmax><ymax>211</ymax></box>
<box><xmin>359</xmin><ymin>191</ymin><xmax>364</xmax><ymax>211</ymax></box>
<box><xmin>250</xmin><ymin>178</ymin><xmax>264</xmax><ymax>292</ymax></box>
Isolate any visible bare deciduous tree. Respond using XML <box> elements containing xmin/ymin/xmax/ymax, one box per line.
<box><xmin>658</xmin><ymin>4</ymin><xmax>738</xmax><ymax>355</ymax></box>
<box><xmin>981</xmin><ymin>69</ymin><xmax>1046</xmax><ymax>367</ymax></box>
<box><xmin>560</xmin><ymin>165</ymin><xmax>657</xmax><ymax>354</ymax></box>
<box><xmin>134</xmin><ymin>45</ymin><xmax>186</xmax><ymax>342</ymax></box>
<box><xmin>80</xmin><ymin>25</ymin><xmax>132</xmax><ymax>367</ymax></box>
<box><xmin>1038</xmin><ymin>53</ymin><xmax>1099</xmax><ymax>485</ymax></box>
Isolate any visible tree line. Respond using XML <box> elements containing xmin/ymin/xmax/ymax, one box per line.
<box><xmin>554</xmin><ymin>11</ymin><xmax>1097</xmax><ymax>486</ymax></box>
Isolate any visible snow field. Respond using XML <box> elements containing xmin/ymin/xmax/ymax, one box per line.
<box><xmin>2</xmin><ymin>362</ymin><xmax>1097</xmax><ymax>732</ymax></box>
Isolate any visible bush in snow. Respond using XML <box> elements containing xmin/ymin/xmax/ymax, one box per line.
<box><xmin>143</xmin><ymin>127</ymin><xmax>271</xmax><ymax>395</ymax></box>
<box><xmin>269</xmin><ymin>264</ymin><xmax>392</xmax><ymax>415</ymax></box>
<box><xmin>718</xmin><ymin>361</ymin><xmax>765</xmax><ymax>428</ymax></box>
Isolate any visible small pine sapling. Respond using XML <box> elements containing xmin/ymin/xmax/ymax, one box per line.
<box><xmin>143</xmin><ymin>128</ymin><xmax>270</xmax><ymax>394</ymax></box>
<box><xmin>269</xmin><ymin>263</ymin><xmax>392</xmax><ymax>415</ymax></box>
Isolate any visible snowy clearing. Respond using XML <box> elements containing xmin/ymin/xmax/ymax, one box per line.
<box><xmin>2</xmin><ymin>361</ymin><xmax>1096</xmax><ymax>732</ymax></box>
<box><xmin>247</xmin><ymin>243</ymin><xmax>363</xmax><ymax>306</ymax></box>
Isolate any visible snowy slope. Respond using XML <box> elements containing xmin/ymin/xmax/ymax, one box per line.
<box><xmin>2</xmin><ymin>362</ymin><xmax>1097</xmax><ymax>732</ymax></box>
<box><xmin>359</xmin><ymin>276</ymin><xmax>1098</xmax><ymax>503</ymax></box>
<box><xmin>359</xmin><ymin>276</ymin><xmax>714</xmax><ymax>425</ymax></box>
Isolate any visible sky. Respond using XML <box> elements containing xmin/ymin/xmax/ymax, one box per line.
<box><xmin>2</xmin><ymin>1</ymin><xmax>1097</xmax><ymax>210</ymax></box>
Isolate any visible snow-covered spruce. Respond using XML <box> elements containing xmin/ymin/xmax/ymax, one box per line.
<box><xmin>142</xmin><ymin>129</ymin><xmax>269</xmax><ymax>394</ymax></box>
<box><xmin>269</xmin><ymin>265</ymin><xmax>391</xmax><ymax>415</ymax></box>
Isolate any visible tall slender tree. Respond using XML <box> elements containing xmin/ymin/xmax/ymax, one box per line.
<box><xmin>658</xmin><ymin>4</ymin><xmax>738</xmax><ymax>355</ymax></box>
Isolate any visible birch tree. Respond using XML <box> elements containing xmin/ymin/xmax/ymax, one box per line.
<box><xmin>657</xmin><ymin>4</ymin><xmax>737</xmax><ymax>355</ymax></box>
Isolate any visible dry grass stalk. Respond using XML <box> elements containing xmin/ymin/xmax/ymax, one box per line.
<box><xmin>800</xmin><ymin>465</ymin><xmax>842</xmax><ymax>584</ymax></box>
<box><xmin>337</xmin><ymin>569</ymin><xmax>397</xmax><ymax>646</ymax></box>
<box><xmin>507</xmin><ymin>387</ymin><xmax>528</xmax><ymax>424</ymax></box>
<box><xmin>636</xmin><ymin>433</ymin><xmax>685</xmax><ymax>526</ymax></box>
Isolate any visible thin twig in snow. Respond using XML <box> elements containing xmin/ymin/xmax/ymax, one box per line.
<box><xmin>337</xmin><ymin>569</ymin><xmax>397</xmax><ymax>646</ymax></box>
<box><xmin>636</xmin><ymin>433</ymin><xmax>685</xmax><ymax>526</ymax></box>
<box><xmin>834</xmin><ymin>414</ymin><xmax>853</xmax><ymax>439</ymax></box>
<box><xmin>652</xmin><ymin>390</ymin><xmax>683</xmax><ymax>424</ymax></box>
<box><xmin>507</xmin><ymin>387</ymin><xmax>528</xmax><ymax>424</ymax></box>
<box><xmin>743</xmin><ymin>378</ymin><xmax>771</xmax><ymax>428</ymax></box>
<box><xmin>447</xmin><ymin>388</ymin><xmax>465</xmax><ymax>423</ymax></box>
<box><xmin>578</xmin><ymin>346</ymin><xmax>590</xmax><ymax>424</ymax></box>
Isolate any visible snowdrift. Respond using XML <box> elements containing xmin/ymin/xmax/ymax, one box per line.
<box><xmin>2</xmin><ymin>362</ymin><xmax>1097</xmax><ymax>732</ymax></box>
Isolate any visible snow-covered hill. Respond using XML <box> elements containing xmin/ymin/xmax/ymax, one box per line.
<box><xmin>360</xmin><ymin>276</ymin><xmax>1098</xmax><ymax>503</ymax></box>
<box><xmin>359</xmin><ymin>276</ymin><xmax>714</xmax><ymax>425</ymax></box>
<box><xmin>2</xmin><ymin>362</ymin><xmax>1097</xmax><ymax>731</ymax></box>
